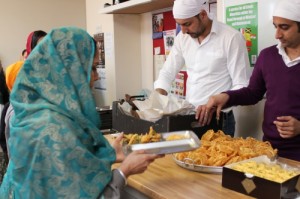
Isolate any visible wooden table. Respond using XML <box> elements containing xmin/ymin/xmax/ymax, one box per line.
<box><xmin>123</xmin><ymin>154</ymin><xmax>254</xmax><ymax>199</ymax></box>
<box><xmin>107</xmin><ymin>135</ymin><xmax>299</xmax><ymax>199</ymax></box>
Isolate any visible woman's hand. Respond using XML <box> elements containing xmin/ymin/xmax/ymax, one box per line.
<box><xmin>112</xmin><ymin>133</ymin><xmax>126</xmax><ymax>163</ymax></box>
<box><xmin>118</xmin><ymin>150</ymin><xmax>164</xmax><ymax>178</ymax></box>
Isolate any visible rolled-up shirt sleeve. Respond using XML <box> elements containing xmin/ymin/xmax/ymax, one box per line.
<box><xmin>226</xmin><ymin>31</ymin><xmax>250</xmax><ymax>91</ymax></box>
<box><xmin>154</xmin><ymin>34</ymin><xmax>185</xmax><ymax>92</ymax></box>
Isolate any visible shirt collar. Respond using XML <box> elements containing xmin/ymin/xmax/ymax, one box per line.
<box><xmin>198</xmin><ymin>18</ymin><xmax>217</xmax><ymax>46</ymax></box>
<box><xmin>276</xmin><ymin>43</ymin><xmax>300</xmax><ymax>67</ymax></box>
<box><xmin>210</xmin><ymin>17</ymin><xmax>218</xmax><ymax>35</ymax></box>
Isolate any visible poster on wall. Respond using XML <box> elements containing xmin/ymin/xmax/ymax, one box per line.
<box><xmin>94</xmin><ymin>33</ymin><xmax>105</xmax><ymax>66</ymax></box>
<box><xmin>153</xmin><ymin>55</ymin><xmax>166</xmax><ymax>80</ymax></box>
<box><xmin>169</xmin><ymin>71</ymin><xmax>187</xmax><ymax>99</ymax></box>
<box><xmin>151</xmin><ymin>10</ymin><xmax>187</xmax><ymax>99</ymax></box>
<box><xmin>163</xmin><ymin>29</ymin><xmax>176</xmax><ymax>56</ymax></box>
<box><xmin>226</xmin><ymin>2</ymin><xmax>258</xmax><ymax>66</ymax></box>
<box><xmin>94</xmin><ymin>68</ymin><xmax>107</xmax><ymax>91</ymax></box>
<box><xmin>176</xmin><ymin>23</ymin><xmax>181</xmax><ymax>35</ymax></box>
<box><xmin>93</xmin><ymin>33</ymin><xmax>106</xmax><ymax>90</ymax></box>
<box><xmin>152</xmin><ymin>13</ymin><xmax>164</xmax><ymax>39</ymax></box>
<box><xmin>152</xmin><ymin>10</ymin><xmax>176</xmax><ymax>55</ymax></box>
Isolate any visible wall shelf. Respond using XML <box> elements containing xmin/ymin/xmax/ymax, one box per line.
<box><xmin>99</xmin><ymin>0</ymin><xmax>174</xmax><ymax>14</ymax></box>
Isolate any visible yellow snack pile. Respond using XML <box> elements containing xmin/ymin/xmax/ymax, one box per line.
<box><xmin>166</xmin><ymin>134</ymin><xmax>186</xmax><ymax>141</ymax></box>
<box><xmin>123</xmin><ymin>126</ymin><xmax>161</xmax><ymax>145</ymax></box>
<box><xmin>232</xmin><ymin>161</ymin><xmax>299</xmax><ymax>183</ymax></box>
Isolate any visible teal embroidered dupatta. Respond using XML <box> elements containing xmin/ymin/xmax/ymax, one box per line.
<box><xmin>0</xmin><ymin>27</ymin><xmax>115</xmax><ymax>199</ymax></box>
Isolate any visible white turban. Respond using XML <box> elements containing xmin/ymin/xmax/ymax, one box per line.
<box><xmin>173</xmin><ymin>0</ymin><xmax>208</xmax><ymax>19</ymax></box>
<box><xmin>273</xmin><ymin>0</ymin><xmax>300</xmax><ymax>22</ymax></box>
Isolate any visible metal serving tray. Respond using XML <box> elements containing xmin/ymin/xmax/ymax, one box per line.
<box><xmin>172</xmin><ymin>155</ymin><xmax>223</xmax><ymax>174</ymax></box>
<box><xmin>123</xmin><ymin>130</ymin><xmax>200</xmax><ymax>155</ymax></box>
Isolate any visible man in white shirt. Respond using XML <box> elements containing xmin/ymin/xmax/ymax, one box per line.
<box><xmin>154</xmin><ymin>0</ymin><xmax>250</xmax><ymax>137</ymax></box>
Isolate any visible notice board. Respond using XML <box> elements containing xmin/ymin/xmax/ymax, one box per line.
<box><xmin>152</xmin><ymin>10</ymin><xmax>187</xmax><ymax>99</ymax></box>
<box><xmin>152</xmin><ymin>10</ymin><xmax>176</xmax><ymax>55</ymax></box>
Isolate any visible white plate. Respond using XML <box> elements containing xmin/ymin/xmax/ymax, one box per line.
<box><xmin>172</xmin><ymin>155</ymin><xmax>223</xmax><ymax>174</ymax></box>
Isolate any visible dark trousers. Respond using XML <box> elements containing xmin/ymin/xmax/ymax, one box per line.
<box><xmin>222</xmin><ymin>110</ymin><xmax>235</xmax><ymax>137</ymax></box>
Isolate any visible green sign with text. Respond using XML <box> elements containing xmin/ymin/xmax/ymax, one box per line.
<box><xmin>226</xmin><ymin>2</ymin><xmax>258</xmax><ymax>66</ymax></box>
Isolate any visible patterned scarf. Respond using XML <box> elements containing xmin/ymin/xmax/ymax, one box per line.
<box><xmin>0</xmin><ymin>27</ymin><xmax>115</xmax><ymax>198</ymax></box>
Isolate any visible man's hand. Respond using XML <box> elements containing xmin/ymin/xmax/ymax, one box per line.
<box><xmin>196</xmin><ymin>93</ymin><xmax>230</xmax><ymax>126</ymax></box>
<box><xmin>195</xmin><ymin>104</ymin><xmax>214</xmax><ymax>127</ymax></box>
<box><xmin>273</xmin><ymin>116</ymin><xmax>300</xmax><ymax>138</ymax></box>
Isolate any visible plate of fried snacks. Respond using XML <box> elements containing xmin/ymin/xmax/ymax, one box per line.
<box><xmin>172</xmin><ymin>130</ymin><xmax>278</xmax><ymax>174</ymax></box>
<box><xmin>122</xmin><ymin>127</ymin><xmax>200</xmax><ymax>155</ymax></box>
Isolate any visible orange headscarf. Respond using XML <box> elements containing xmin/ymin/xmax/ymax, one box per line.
<box><xmin>5</xmin><ymin>30</ymin><xmax>46</xmax><ymax>91</ymax></box>
<box><xmin>5</xmin><ymin>61</ymin><xmax>24</xmax><ymax>91</ymax></box>
<box><xmin>5</xmin><ymin>32</ymin><xmax>33</xmax><ymax>91</ymax></box>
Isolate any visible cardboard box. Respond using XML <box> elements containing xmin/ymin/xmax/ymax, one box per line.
<box><xmin>112</xmin><ymin>101</ymin><xmax>222</xmax><ymax>138</ymax></box>
<box><xmin>222</xmin><ymin>156</ymin><xmax>300</xmax><ymax>199</ymax></box>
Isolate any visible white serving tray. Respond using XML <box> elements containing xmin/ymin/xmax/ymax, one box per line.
<box><xmin>123</xmin><ymin>130</ymin><xmax>200</xmax><ymax>155</ymax></box>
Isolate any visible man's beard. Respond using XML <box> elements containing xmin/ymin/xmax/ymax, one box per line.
<box><xmin>188</xmin><ymin>31</ymin><xmax>202</xmax><ymax>38</ymax></box>
<box><xmin>187</xmin><ymin>20</ymin><xmax>205</xmax><ymax>38</ymax></box>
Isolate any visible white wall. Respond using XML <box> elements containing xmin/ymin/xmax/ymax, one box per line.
<box><xmin>140</xmin><ymin>12</ymin><xmax>154</xmax><ymax>90</ymax></box>
<box><xmin>0</xmin><ymin>0</ymin><xmax>86</xmax><ymax>68</ymax></box>
<box><xmin>86</xmin><ymin>0</ymin><xmax>143</xmax><ymax>107</ymax></box>
<box><xmin>86</xmin><ymin>0</ymin><xmax>115</xmax><ymax>106</ymax></box>
<box><xmin>140</xmin><ymin>7</ymin><xmax>173</xmax><ymax>91</ymax></box>
<box><xmin>114</xmin><ymin>14</ymin><xmax>142</xmax><ymax>100</ymax></box>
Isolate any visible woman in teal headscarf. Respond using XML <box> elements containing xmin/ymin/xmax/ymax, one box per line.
<box><xmin>0</xmin><ymin>27</ymin><xmax>162</xmax><ymax>198</ymax></box>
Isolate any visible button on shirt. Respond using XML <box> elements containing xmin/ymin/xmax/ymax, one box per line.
<box><xmin>154</xmin><ymin>19</ymin><xmax>250</xmax><ymax>107</ymax></box>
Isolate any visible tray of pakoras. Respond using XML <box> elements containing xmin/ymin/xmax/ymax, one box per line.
<box><xmin>122</xmin><ymin>127</ymin><xmax>200</xmax><ymax>155</ymax></box>
<box><xmin>172</xmin><ymin>130</ymin><xmax>278</xmax><ymax>174</ymax></box>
